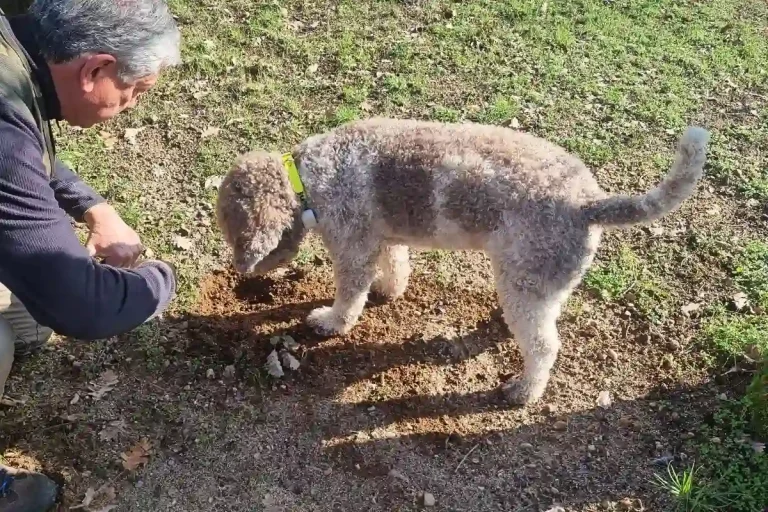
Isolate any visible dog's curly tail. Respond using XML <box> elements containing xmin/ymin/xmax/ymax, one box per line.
<box><xmin>583</xmin><ymin>126</ymin><xmax>710</xmax><ymax>228</ymax></box>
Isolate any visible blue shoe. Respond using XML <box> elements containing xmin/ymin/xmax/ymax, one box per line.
<box><xmin>0</xmin><ymin>465</ymin><xmax>57</xmax><ymax>512</ymax></box>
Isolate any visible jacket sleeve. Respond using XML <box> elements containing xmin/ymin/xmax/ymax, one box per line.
<box><xmin>50</xmin><ymin>157</ymin><xmax>106</xmax><ymax>222</ymax></box>
<box><xmin>0</xmin><ymin>98</ymin><xmax>176</xmax><ymax>340</ymax></box>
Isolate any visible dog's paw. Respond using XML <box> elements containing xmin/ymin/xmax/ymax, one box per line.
<box><xmin>500</xmin><ymin>377</ymin><xmax>544</xmax><ymax>406</ymax></box>
<box><xmin>306</xmin><ymin>306</ymin><xmax>349</xmax><ymax>336</ymax></box>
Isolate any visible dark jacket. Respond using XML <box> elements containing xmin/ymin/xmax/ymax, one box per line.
<box><xmin>0</xmin><ymin>13</ymin><xmax>176</xmax><ymax>340</ymax></box>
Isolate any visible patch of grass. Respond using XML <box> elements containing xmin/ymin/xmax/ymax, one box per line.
<box><xmin>584</xmin><ymin>246</ymin><xmax>670</xmax><ymax>321</ymax></box>
<box><xmin>683</xmin><ymin>402</ymin><xmax>768</xmax><ymax>512</ymax></box>
<box><xmin>652</xmin><ymin>463</ymin><xmax>728</xmax><ymax>512</ymax></box>
<box><xmin>732</xmin><ymin>241</ymin><xmax>768</xmax><ymax>310</ymax></box>
<box><xmin>746</xmin><ymin>361</ymin><xmax>768</xmax><ymax>440</ymax></box>
<box><xmin>703</xmin><ymin>313</ymin><xmax>768</xmax><ymax>361</ymax></box>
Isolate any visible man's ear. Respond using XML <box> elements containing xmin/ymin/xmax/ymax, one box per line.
<box><xmin>79</xmin><ymin>54</ymin><xmax>117</xmax><ymax>92</ymax></box>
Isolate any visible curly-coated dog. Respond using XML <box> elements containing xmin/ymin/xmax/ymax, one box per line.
<box><xmin>216</xmin><ymin>118</ymin><xmax>709</xmax><ymax>404</ymax></box>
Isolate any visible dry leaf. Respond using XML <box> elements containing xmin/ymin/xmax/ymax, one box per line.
<box><xmin>360</xmin><ymin>100</ymin><xmax>373</xmax><ymax>112</ymax></box>
<box><xmin>99</xmin><ymin>419</ymin><xmax>128</xmax><ymax>442</ymax></box>
<box><xmin>123</xmin><ymin>127</ymin><xmax>145</xmax><ymax>145</ymax></box>
<box><xmin>87</xmin><ymin>370</ymin><xmax>119</xmax><ymax>400</ymax></box>
<box><xmin>733</xmin><ymin>292</ymin><xmax>749</xmax><ymax>311</ymax></box>
<box><xmin>121</xmin><ymin>438</ymin><xmax>152</xmax><ymax>471</ymax></box>
<box><xmin>200</xmin><ymin>126</ymin><xmax>220</xmax><ymax>138</ymax></box>
<box><xmin>99</xmin><ymin>131</ymin><xmax>117</xmax><ymax>150</ymax></box>
<box><xmin>172</xmin><ymin>236</ymin><xmax>193</xmax><ymax>251</ymax></box>
<box><xmin>280</xmin><ymin>350</ymin><xmax>301</xmax><ymax>371</ymax></box>
<box><xmin>681</xmin><ymin>302</ymin><xmax>701</xmax><ymax>315</ymax></box>
<box><xmin>265</xmin><ymin>350</ymin><xmax>284</xmax><ymax>378</ymax></box>
<box><xmin>70</xmin><ymin>487</ymin><xmax>96</xmax><ymax>510</ymax></box>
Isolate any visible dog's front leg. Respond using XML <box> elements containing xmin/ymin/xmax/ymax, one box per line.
<box><xmin>307</xmin><ymin>250</ymin><xmax>378</xmax><ymax>336</ymax></box>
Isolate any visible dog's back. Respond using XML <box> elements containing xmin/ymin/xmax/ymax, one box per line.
<box><xmin>296</xmin><ymin>118</ymin><xmax>607</xmax><ymax>250</ymax></box>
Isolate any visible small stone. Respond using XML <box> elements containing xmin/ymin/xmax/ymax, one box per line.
<box><xmin>509</xmin><ymin>117</ymin><xmax>521</xmax><ymax>129</ymax></box>
<box><xmin>588</xmin><ymin>444</ymin><xmax>596</xmax><ymax>452</ymax></box>
<box><xmin>717</xmin><ymin>393</ymin><xmax>727</xmax><ymax>400</ymax></box>
<box><xmin>66</xmin><ymin>354</ymin><xmax>76</xmax><ymax>363</ymax></box>
<box><xmin>671</xmin><ymin>411</ymin><xmax>680</xmax><ymax>421</ymax></box>
<box><xmin>655</xmin><ymin>441</ymin><xmax>663</xmax><ymax>450</ymax></box>
<box><xmin>542</xmin><ymin>403</ymin><xmax>558</xmax><ymax>415</ymax></box>
<box><xmin>223</xmin><ymin>365</ymin><xmax>236</xmax><ymax>380</ymax></box>
<box><xmin>423</xmin><ymin>492</ymin><xmax>436</xmax><ymax>507</ymax></box>
<box><xmin>144</xmin><ymin>247</ymin><xmax>155</xmax><ymax>258</ymax></box>
<box><xmin>666</xmin><ymin>340</ymin><xmax>681</xmax><ymax>351</ymax></box>
<box><xmin>388</xmin><ymin>469</ymin><xmax>408</xmax><ymax>482</ymax></box>
<box><xmin>710</xmin><ymin>437</ymin><xmax>721</xmax><ymax>444</ymax></box>
<box><xmin>520</xmin><ymin>442</ymin><xmax>534</xmax><ymax>451</ymax></box>
<box><xmin>597</xmin><ymin>390</ymin><xmax>612</xmax><ymax>408</ymax></box>
<box><xmin>553</xmin><ymin>420</ymin><xmax>568</xmax><ymax>431</ymax></box>
<box><xmin>206</xmin><ymin>368</ymin><xmax>215</xmax><ymax>379</ymax></box>
<box><xmin>606</xmin><ymin>349</ymin><xmax>619</xmax><ymax>362</ymax></box>
<box><xmin>661</xmin><ymin>355</ymin><xmax>674</xmax><ymax>369</ymax></box>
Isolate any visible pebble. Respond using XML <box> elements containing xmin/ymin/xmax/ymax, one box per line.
<box><xmin>223</xmin><ymin>365</ymin><xmax>236</xmax><ymax>380</ymax></box>
<box><xmin>520</xmin><ymin>442</ymin><xmax>534</xmax><ymax>451</ymax></box>
<box><xmin>542</xmin><ymin>403</ymin><xmax>558</xmax><ymax>415</ymax></box>
<box><xmin>671</xmin><ymin>412</ymin><xmax>680</xmax><ymax>421</ymax></box>
<box><xmin>710</xmin><ymin>437</ymin><xmax>721</xmax><ymax>444</ymax></box>
<box><xmin>667</xmin><ymin>340</ymin><xmax>681</xmax><ymax>351</ymax></box>
<box><xmin>388</xmin><ymin>469</ymin><xmax>408</xmax><ymax>482</ymax></box>
<box><xmin>423</xmin><ymin>492</ymin><xmax>436</xmax><ymax>507</ymax></box>
<box><xmin>596</xmin><ymin>390</ymin><xmax>612</xmax><ymax>408</ymax></box>
<box><xmin>553</xmin><ymin>420</ymin><xmax>568</xmax><ymax>431</ymax></box>
<box><xmin>661</xmin><ymin>355</ymin><xmax>674</xmax><ymax>369</ymax></box>
<box><xmin>607</xmin><ymin>349</ymin><xmax>619</xmax><ymax>362</ymax></box>
<box><xmin>206</xmin><ymin>368</ymin><xmax>215</xmax><ymax>379</ymax></box>
<box><xmin>717</xmin><ymin>393</ymin><xmax>727</xmax><ymax>400</ymax></box>
<box><xmin>587</xmin><ymin>444</ymin><xmax>596</xmax><ymax>453</ymax></box>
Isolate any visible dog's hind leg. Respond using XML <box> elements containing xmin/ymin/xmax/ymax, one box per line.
<box><xmin>307</xmin><ymin>247</ymin><xmax>379</xmax><ymax>336</ymax></box>
<box><xmin>489</xmin><ymin>226</ymin><xmax>599</xmax><ymax>405</ymax></box>
<box><xmin>371</xmin><ymin>245</ymin><xmax>410</xmax><ymax>300</ymax></box>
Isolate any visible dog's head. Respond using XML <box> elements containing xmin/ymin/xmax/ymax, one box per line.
<box><xmin>215</xmin><ymin>151</ymin><xmax>305</xmax><ymax>275</ymax></box>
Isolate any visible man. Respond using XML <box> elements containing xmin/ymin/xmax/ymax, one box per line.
<box><xmin>0</xmin><ymin>0</ymin><xmax>181</xmax><ymax>509</ymax></box>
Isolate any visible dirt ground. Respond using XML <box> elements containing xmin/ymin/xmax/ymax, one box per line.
<box><xmin>2</xmin><ymin>236</ymin><xmax>749</xmax><ymax>511</ymax></box>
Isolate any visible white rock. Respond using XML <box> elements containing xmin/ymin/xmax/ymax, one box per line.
<box><xmin>597</xmin><ymin>390</ymin><xmax>612</xmax><ymax>408</ymax></box>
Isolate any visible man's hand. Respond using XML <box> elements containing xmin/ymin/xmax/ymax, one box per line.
<box><xmin>83</xmin><ymin>203</ymin><xmax>143</xmax><ymax>268</ymax></box>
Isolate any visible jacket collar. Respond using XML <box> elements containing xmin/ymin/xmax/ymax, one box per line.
<box><xmin>8</xmin><ymin>14</ymin><xmax>62</xmax><ymax>121</ymax></box>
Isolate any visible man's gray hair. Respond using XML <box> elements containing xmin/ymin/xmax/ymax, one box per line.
<box><xmin>28</xmin><ymin>0</ymin><xmax>181</xmax><ymax>81</ymax></box>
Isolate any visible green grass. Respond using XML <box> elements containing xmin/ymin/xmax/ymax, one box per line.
<box><xmin>704</xmin><ymin>313</ymin><xmax>768</xmax><ymax>361</ymax></box>
<box><xmin>732</xmin><ymin>241</ymin><xmax>768</xmax><ymax>311</ymax></box>
<box><xmin>584</xmin><ymin>246</ymin><xmax>670</xmax><ymax>321</ymax></box>
<box><xmin>676</xmin><ymin>403</ymin><xmax>768</xmax><ymax>512</ymax></box>
<box><xmin>652</xmin><ymin>463</ymin><xmax>729</xmax><ymax>512</ymax></box>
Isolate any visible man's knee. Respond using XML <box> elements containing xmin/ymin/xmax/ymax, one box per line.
<box><xmin>0</xmin><ymin>317</ymin><xmax>15</xmax><ymax>397</ymax></box>
<box><xmin>0</xmin><ymin>284</ymin><xmax>53</xmax><ymax>356</ymax></box>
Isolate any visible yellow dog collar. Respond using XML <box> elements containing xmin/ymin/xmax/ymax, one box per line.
<box><xmin>281</xmin><ymin>152</ymin><xmax>317</xmax><ymax>229</ymax></box>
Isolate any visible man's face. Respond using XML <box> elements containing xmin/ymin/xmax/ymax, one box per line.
<box><xmin>56</xmin><ymin>54</ymin><xmax>159</xmax><ymax>128</ymax></box>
